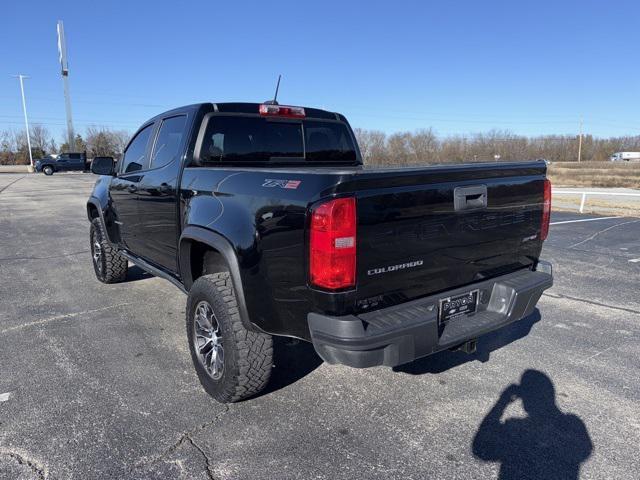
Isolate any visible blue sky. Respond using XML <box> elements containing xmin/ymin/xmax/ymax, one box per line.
<box><xmin>2</xmin><ymin>0</ymin><xmax>639</xmax><ymax>142</ymax></box>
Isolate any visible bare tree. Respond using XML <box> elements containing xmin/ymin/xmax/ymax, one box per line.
<box><xmin>60</xmin><ymin>134</ymin><xmax>87</xmax><ymax>154</ymax></box>
<box><xmin>354</xmin><ymin>129</ymin><xmax>388</xmax><ymax>165</ymax></box>
<box><xmin>355</xmin><ymin>128</ymin><xmax>640</xmax><ymax>166</ymax></box>
<box><xmin>111</xmin><ymin>130</ymin><xmax>130</xmax><ymax>158</ymax></box>
<box><xmin>353</xmin><ymin>128</ymin><xmax>370</xmax><ymax>160</ymax></box>
<box><xmin>386</xmin><ymin>132</ymin><xmax>412</xmax><ymax>166</ymax></box>
<box><xmin>85</xmin><ymin>126</ymin><xmax>131</xmax><ymax>158</ymax></box>
<box><xmin>30</xmin><ymin>124</ymin><xmax>53</xmax><ymax>158</ymax></box>
<box><xmin>368</xmin><ymin>131</ymin><xmax>388</xmax><ymax>165</ymax></box>
<box><xmin>409</xmin><ymin>128</ymin><xmax>437</xmax><ymax>163</ymax></box>
<box><xmin>86</xmin><ymin>126</ymin><xmax>114</xmax><ymax>157</ymax></box>
<box><xmin>11</xmin><ymin>129</ymin><xmax>30</xmax><ymax>165</ymax></box>
<box><xmin>3</xmin><ymin>123</ymin><xmax>639</xmax><ymax>167</ymax></box>
<box><xmin>0</xmin><ymin>129</ymin><xmax>16</xmax><ymax>165</ymax></box>
<box><xmin>86</xmin><ymin>126</ymin><xmax>129</xmax><ymax>158</ymax></box>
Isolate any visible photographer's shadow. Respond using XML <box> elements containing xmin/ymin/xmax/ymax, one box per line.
<box><xmin>395</xmin><ymin>309</ymin><xmax>542</xmax><ymax>375</ymax></box>
<box><xmin>473</xmin><ymin>370</ymin><xmax>592</xmax><ymax>480</ymax></box>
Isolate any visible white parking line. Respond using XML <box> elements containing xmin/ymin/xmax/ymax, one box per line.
<box><xmin>0</xmin><ymin>392</ymin><xmax>12</xmax><ymax>402</ymax></box>
<box><xmin>550</xmin><ymin>216</ymin><xmax>620</xmax><ymax>225</ymax></box>
<box><xmin>629</xmin><ymin>258</ymin><xmax>640</xmax><ymax>263</ymax></box>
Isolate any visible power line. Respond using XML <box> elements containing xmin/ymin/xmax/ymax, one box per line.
<box><xmin>0</xmin><ymin>120</ymin><xmax>142</xmax><ymax>129</ymax></box>
<box><xmin>0</xmin><ymin>114</ymin><xmax>142</xmax><ymax>124</ymax></box>
<box><xmin>0</xmin><ymin>94</ymin><xmax>170</xmax><ymax>108</ymax></box>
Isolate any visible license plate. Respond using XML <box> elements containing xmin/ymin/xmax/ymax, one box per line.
<box><xmin>439</xmin><ymin>289</ymin><xmax>479</xmax><ymax>324</ymax></box>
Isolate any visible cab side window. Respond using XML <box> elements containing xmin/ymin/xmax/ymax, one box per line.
<box><xmin>121</xmin><ymin>124</ymin><xmax>154</xmax><ymax>173</ymax></box>
<box><xmin>150</xmin><ymin>116</ymin><xmax>187</xmax><ymax>169</ymax></box>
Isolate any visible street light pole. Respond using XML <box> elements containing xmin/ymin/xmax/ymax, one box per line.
<box><xmin>57</xmin><ymin>20</ymin><xmax>75</xmax><ymax>150</ymax></box>
<box><xmin>12</xmin><ymin>74</ymin><xmax>34</xmax><ymax>170</ymax></box>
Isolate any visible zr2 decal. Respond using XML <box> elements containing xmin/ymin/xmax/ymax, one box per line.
<box><xmin>262</xmin><ymin>179</ymin><xmax>301</xmax><ymax>189</ymax></box>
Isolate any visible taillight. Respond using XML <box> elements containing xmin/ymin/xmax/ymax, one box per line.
<box><xmin>259</xmin><ymin>104</ymin><xmax>306</xmax><ymax>118</ymax></box>
<box><xmin>309</xmin><ymin>197</ymin><xmax>357</xmax><ymax>290</ymax></box>
<box><xmin>541</xmin><ymin>179</ymin><xmax>552</xmax><ymax>240</ymax></box>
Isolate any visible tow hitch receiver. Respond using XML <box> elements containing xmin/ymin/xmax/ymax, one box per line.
<box><xmin>453</xmin><ymin>339</ymin><xmax>478</xmax><ymax>354</ymax></box>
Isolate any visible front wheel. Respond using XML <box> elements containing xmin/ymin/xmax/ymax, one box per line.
<box><xmin>43</xmin><ymin>165</ymin><xmax>54</xmax><ymax>175</ymax></box>
<box><xmin>187</xmin><ymin>273</ymin><xmax>273</xmax><ymax>403</ymax></box>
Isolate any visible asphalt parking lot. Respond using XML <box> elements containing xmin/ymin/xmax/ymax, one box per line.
<box><xmin>1</xmin><ymin>173</ymin><xmax>639</xmax><ymax>480</ymax></box>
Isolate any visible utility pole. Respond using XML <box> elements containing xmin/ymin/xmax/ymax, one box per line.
<box><xmin>57</xmin><ymin>20</ymin><xmax>75</xmax><ymax>150</ymax></box>
<box><xmin>12</xmin><ymin>74</ymin><xmax>34</xmax><ymax>170</ymax></box>
<box><xmin>577</xmin><ymin>117</ymin><xmax>583</xmax><ymax>163</ymax></box>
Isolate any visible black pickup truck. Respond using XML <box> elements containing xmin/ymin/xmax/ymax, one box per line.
<box><xmin>36</xmin><ymin>152</ymin><xmax>87</xmax><ymax>175</ymax></box>
<box><xmin>87</xmin><ymin>102</ymin><xmax>553</xmax><ymax>403</ymax></box>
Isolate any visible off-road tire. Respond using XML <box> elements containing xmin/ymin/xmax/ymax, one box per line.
<box><xmin>187</xmin><ymin>272</ymin><xmax>273</xmax><ymax>403</ymax></box>
<box><xmin>43</xmin><ymin>166</ymin><xmax>54</xmax><ymax>175</ymax></box>
<box><xmin>90</xmin><ymin>217</ymin><xmax>128</xmax><ymax>283</ymax></box>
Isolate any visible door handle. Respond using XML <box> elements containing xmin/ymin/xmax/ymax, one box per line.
<box><xmin>454</xmin><ymin>185</ymin><xmax>487</xmax><ymax>211</ymax></box>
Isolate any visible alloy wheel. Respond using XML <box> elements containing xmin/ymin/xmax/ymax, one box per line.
<box><xmin>91</xmin><ymin>234</ymin><xmax>103</xmax><ymax>273</ymax></box>
<box><xmin>193</xmin><ymin>300</ymin><xmax>224</xmax><ymax>380</ymax></box>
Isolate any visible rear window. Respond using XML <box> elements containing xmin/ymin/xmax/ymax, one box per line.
<box><xmin>201</xmin><ymin>116</ymin><xmax>357</xmax><ymax>163</ymax></box>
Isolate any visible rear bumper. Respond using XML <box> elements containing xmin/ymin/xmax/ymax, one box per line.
<box><xmin>308</xmin><ymin>262</ymin><xmax>553</xmax><ymax>368</ymax></box>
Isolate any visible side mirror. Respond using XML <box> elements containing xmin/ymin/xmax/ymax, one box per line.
<box><xmin>91</xmin><ymin>156</ymin><xmax>116</xmax><ymax>176</ymax></box>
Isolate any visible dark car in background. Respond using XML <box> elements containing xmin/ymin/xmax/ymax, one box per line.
<box><xmin>35</xmin><ymin>152</ymin><xmax>87</xmax><ymax>175</ymax></box>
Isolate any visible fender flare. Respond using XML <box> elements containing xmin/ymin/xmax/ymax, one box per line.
<box><xmin>179</xmin><ymin>225</ymin><xmax>254</xmax><ymax>332</ymax></box>
<box><xmin>86</xmin><ymin>196</ymin><xmax>114</xmax><ymax>243</ymax></box>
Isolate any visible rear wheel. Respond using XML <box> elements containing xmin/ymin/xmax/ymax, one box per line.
<box><xmin>187</xmin><ymin>272</ymin><xmax>273</xmax><ymax>403</ymax></box>
<box><xmin>90</xmin><ymin>217</ymin><xmax>128</xmax><ymax>283</ymax></box>
<box><xmin>43</xmin><ymin>165</ymin><xmax>54</xmax><ymax>175</ymax></box>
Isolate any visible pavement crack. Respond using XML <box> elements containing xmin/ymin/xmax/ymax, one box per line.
<box><xmin>568</xmin><ymin>219</ymin><xmax>640</xmax><ymax>248</ymax></box>
<box><xmin>0</xmin><ymin>303</ymin><xmax>133</xmax><ymax>335</ymax></box>
<box><xmin>185</xmin><ymin>436</ymin><xmax>217</xmax><ymax>480</ymax></box>
<box><xmin>0</xmin><ymin>175</ymin><xmax>26</xmax><ymax>194</ymax></box>
<box><xmin>132</xmin><ymin>405</ymin><xmax>229</xmax><ymax>476</ymax></box>
<box><xmin>0</xmin><ymin>448</ymin><xmax>47</xmax><ymax>479</ymax></box>
<box><xmin>543</xmin><ymin>292</ymin><xmax>640</xmax><ymax>315</ymax></box>
<box><xmin>577</xmin><ymin>346</ymin><xmax>615</xmax><ymax>364</ymax></box>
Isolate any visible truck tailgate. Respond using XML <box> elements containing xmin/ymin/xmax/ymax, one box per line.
<box><xmin>341</xmin><ymin>162</ymin><xmax>547</xmax><ymax>310</ymax></box>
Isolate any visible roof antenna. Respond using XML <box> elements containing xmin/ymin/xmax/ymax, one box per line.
<box><xmin>265</xmin><ymin>74</ymin><xmax>281</xmax><ymax>105</ymax></box>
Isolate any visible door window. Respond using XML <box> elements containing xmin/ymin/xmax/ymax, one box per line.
<box><xmin>121</xmin><ymin>124</ymin><xmax>154</xmax><ymax>173</ymax></box>
<box><xmin>150</xmin><ymin>116</ymin><xmax>187</xmax><ymax>169</ymax></box>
